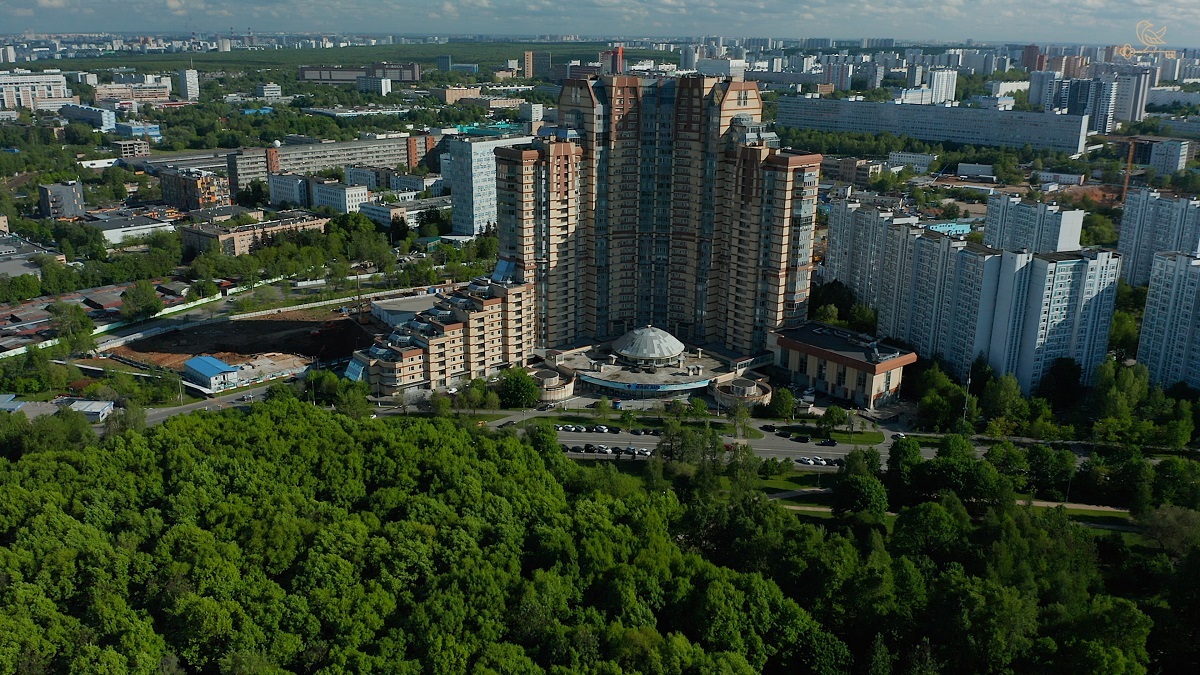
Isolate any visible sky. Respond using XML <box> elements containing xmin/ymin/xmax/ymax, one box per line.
<box><xmin>1</xmin><ymin>0</ymin><xmax>1199</xmax><ymax>48</ymax></box>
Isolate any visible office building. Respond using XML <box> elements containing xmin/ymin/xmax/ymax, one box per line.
<box><xmin>983</xmin><ymin>194</ymin><xmax>1083</xmax><ymax>253</ymax></box>
<box><xmin>256</xmin><ymin>82</ymin><xmax>283</xmax><ymax>98</ymax></box>
<box><xmin>227</xmin><ymin>135</ymin><xmax>439</xmax><ymax>191</ymax></box>
<box><xmin>359</xmin><ymin>195</ymin><xmax>452</xmax><ymax>228</ymax></box>
<box><xmin>436</xmin><ymin>55</ymin><xmax>453</xmax><ymax>72</ymax></box>
<box><xmin>59</xmin><ymin>103</ymin><xmax>116</xmax><ymax>132</ymax></box>
<box><xmin>1138</xmin><ymin>252</ymin><xmax>1200</xmax><ymax>389</ymax></box>
<box><xmin>443</xmin><ymin>133</ymin><xmax>534</xmax><ymax>236</ymax></box>
<box><xmin>776</xmin><ymin>96</ymin><xmax>1089</xmax><ymax>154</ymax></box>
<box><xmin>496</xmin><ymin>75</ymin><xmax>821</xmax><ymax>357</ymax></box>
<box><xmin>114</xmin><ymin>122</ymin><xmax>162</xmax><ymax>142</ymax></box>
<box><xmin>312</xmin><ymin>181</ymin><xmax>370</xmax><ymax>213</ymax></box>
<box><xmin>38</xmin><ymin>181</ymin><xmax>85</xmax><ymax>219</ymax></box>
<box><xmin>347</xmin><ymin>277</ymin><xmax>535</xmax><ymax>394</ymax></box>
<box><xmin>299</xmin><ymin>63</ymin><xmax>420</xmax><ymax>83</ymax></box>
<box><xmin>267</xmin><ymin>173</ymin><xmax>369</xmax><ymax>213</ymax></box>
<box><xmin>1149</xmin><ymin>139</ymin><xmax>1189</xmax><ymax>175</ymax></box>
<box><xmin>178</xmin><ymin>68</ymin><xmax>200</xmax><ymax>101</ymax></box>
<box><xmin>267</xmin><ymin>172</ymin><xmax>310</xmax><ymax>208</ymax></box>
<box><xmin>431</xmin><ymin>86</ymin><xmax>482</xmax><ymax>104</ymax></box>
<box><xmin>1118</xmin><ymin>188</ymin><xmax>1200</xmax><ymax>285</ymax></box>
<box><xmin>180</xmin><ymin>210</ymin><xmax>329</xmax><ymax>257</ymax></box>
<box><xmin>94</xmin><ymin>83</ymin><xmax>171</xmax><ymax>104</ymax></box>
<box><xmin>0</xmin><ymin>71</ymin><xmax>76</xmax><ymax>111</ymax></box>
<box><xmin>158</xmin><ymin>167</ymin><xmax>230</xmax><ymax>211</ymax></box>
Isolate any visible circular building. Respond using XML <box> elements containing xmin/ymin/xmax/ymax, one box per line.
<box><xmin>611</xmin><ymin>326</ymin><xmax>686</xmax><ymax>367</ymax></box>
<box><xmin>712</xmin><ymin>376</ymin><xmax>773</xmax><ymax>410</ymax></box>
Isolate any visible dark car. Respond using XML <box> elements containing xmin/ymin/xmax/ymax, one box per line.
<box><xmin>537</xmin><ymin>404</ymin><xmax>553</xmax><ymax>411</ymax></box>
<box><xmin>818</xmin><ymin>439</ymin><xmax>838</xmax><ymax>447</ymax></box>
<box><xmin>571</xmin><ymin>446</ymin><xmax>585</xmax><ymax>453</ymax></box>
<box><xmin>761</xmin><ymin>424</ymin><xmax>776</xmax><ymax>432</ymax></box>
<box><xmin>499</xmin><ymin>420</ymin><xmax>516</xmax><ymax>428</ymax></box>
<box><xmin>793</xmin><ymin>435</ymin><xmax>811</xmax><ymax>443</ymax></box>
<box><xmin>631</xmin><ymin>428</ymin><xmax>643</xmax><ymax>435</ymax></box>
<box><xmin>608</xmin><ymin>427</ymin><xmax>621</xmax><ymax>434</ymax></box>
<box><xmin>776</xmin><ymin>430</ymin><xmax>791</xmax><ymax>438</ymax></box>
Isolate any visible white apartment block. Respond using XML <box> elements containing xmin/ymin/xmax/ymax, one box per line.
<box><xmin>776</xmin><ymin>97</ymin><xmax>1090</xmax><ymax>153</ymax></box>
<box><xmin>888</xmin><ymin>151</ymin><xmax>938</xmax><ymax>173</ymax></box>
<box><xmin>178</xmin><ymin>68</ymin><xmax>200</xmax><ymax>101</ymax></box>
<box><xmin>1149</xmin><ymin>139</ymin><xmax>1189</xmax><ymax>176</ymax></box>
<box><xmin>926</xmin><ymin>68</ymin><xmax>958</xmax><ymax>104</ymax></box>
<box><xmin>1118</xmin><ymin>188</ymin><xmax>1200</xmax><ymax>286</ymax></box>
<box><xmin>989</xmin><ymin>249</ymin><xmax>1121</xmax><ymax>394</ymax></box>
<box><xmin>0</xmin><ymin>71</ymin><xmax>76</xmax><ymax>111</ymax></box>
<box><xmin>312</xmin><ymin>182</ymin><xmax>370</xmax><ymax>213</ymax></box>
<box><xmin>983</xmin><ymin>194</ymin><xmax>1083</xmax><ymax>253</ymax></box>
<box><xmin>256</xmin><ymin>82</ymin><xmax>283</xmax><ymax>98</ymax></box>
<box><xmin>1138</xmin><ymin>252</ymin><xmax>1200</xmax><ymax>389</ymax></box>
<box><xmin>267</xmin><ymin>173</ymin><xmax>309</xmax><ymax>207</ymax></box>
<box><xmin>443</xmin><ymin>134</ymin><xmax>534</xmax><ymax>236</ymax></box>
<box><xmin>867</xmin><ymin>221</ymin><xmax>1118</xmax><ymax>393</ymax></box>
<box><xmin>825</xmin><ymin>200</ymin><xmax>918</xmax><ymax>308</ymax></box>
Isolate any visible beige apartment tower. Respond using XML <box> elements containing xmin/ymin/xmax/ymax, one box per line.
<box><xmin>497</xmin><ymin>75</ymin><xmax>822</xmax><ymax>357</ymax></box>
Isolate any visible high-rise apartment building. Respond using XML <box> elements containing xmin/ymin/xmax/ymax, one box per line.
<box><xmin>496</xmin><ymin>75</ymin><xmax>821</xmax><ymax>357</ymax></box>
<box><xmin>443</xmin><ymin>134</ymin><xmax>534</xmax><ymax>236</ymax></box>
<box><xmin>158</xmin><ymin>167</ymin><xmax>230</xmax><ymax>211</ymax></box>
<box><xmin>1114</xmin><ymin>69</ymin><xmax>1153</xmax><ymax>123</ymax></box>
<box><xmin>926</xmin><ymin>68</ymin><xmax>958</xmax><ymax>104</ymax></box>
<box><xmin>1138</xmin><ymin>252</ymin><xmax>1200</xmax><ymax>389</ymax></box>
<box><xmin>178</xmin><ymin>68</ymin><xmax>200</xmax><ymax>101</ymax></box>
<box><xmin>1149</xmin><ymin>139</ymin><xmax>1190</xmax><ymax>176</ymax></box>
<box><xmin>834</xmin><ymin>208</ymin><xmax>1119</xmax><ymax>392</ymax></box>
<box><xmin>1028</xmin><ymin>70</ymin><xmax>1063</xmax><ymax>110</ymax></box>
<box><xmin>983</xmin><ymin>194</ymin><xmax>1083</xmax><ymax>253</ymax></box>
<box><xmin>1118</xmin><ymin>188</ymin><xmax>1200</xmax><ymax>285</ymax></box>
<box><xmin>825</xmin><ymin>201</ymin><xmax>919</xmax><ymax>308</ymax></box>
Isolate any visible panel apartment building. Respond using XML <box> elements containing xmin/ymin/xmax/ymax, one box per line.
<box><xmin>495</xmin><ymin>75</ymin><xmax>822</xmax><ymax>357</ymax></box>
<box><xmin>983</xmin><ymin>194</ymin><xmax>1083</xmax><ymax>253</ymax></box>
<box><xmin>776</xmin><ymin>96</ymin><xmax>1090</xmax><ymax>154</ymax></box>
<box><xmin>444</xmin><ymin>133</ymin><xmax>534</xmax><ymax>236</ymax></box>
<box><xmin>1138</xmin><ymin>252</ymin><xmax>1200</xmax><ymax>389</ymax></box>
<box><xmin>227</xmin><ymin>136</ymin><xmax>440</xmax><ymax>192</ymax></box>
<box><xmin>829</xmin><ymin>200</ymin><xmax>1119</xmax><ymax>393</ymax></box>
<box><xmin>0</xmin><ymin>71</ymin><xmax>76</xmax><ymax>111</ymax></box>
<box><xmin>1117</xmin><ymin>188</ymin><xmax>1200</xmax><ymax>286</ymax></box>
<box><xmin>180</xmin><ymin>210</ymin><xmax>329</xmax><ymax>257</ymax></box>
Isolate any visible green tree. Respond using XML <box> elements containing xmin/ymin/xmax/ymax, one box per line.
<box><xmin>498</xmin><ymin>368</ymin><xmax>539</xmax><ymax>408</ymax></box>
<box><xmin>48</xmin><ymin>300</ymin><xmax>96</xmax><ymax>355</ymax></box>
<box><xmin>833</xmin><ymin>473</ymin><xmax>889</xmax><ymax>519</ymax></box>
<box><xmin>120</xmin><ymin>280</ymin><xmax>164</xmax><ymax>322</ymax></box>
<box><xmin>767</xmin><ymin>388</ymin><xmax>796</xmax><ymax>420</ymax></box>
<box><xmin>819</xmin><ymin>405</ymin><xmax>847</xmax><ymax>437</ymax></box>
<box><xmin>593</xmin><ymin>396</ymin><xmax>612</xmax><ymax>422</ymax></box>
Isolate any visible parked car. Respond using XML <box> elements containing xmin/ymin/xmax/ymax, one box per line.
<box><xmin>795</xmin><ymin>435</ymin><xmax>811</xmax><ymax>443</ymax></box>
<box><xmin>499</xmin><ymin>420</ymin><xmax>515</xmax><ymax>428</ymax></box>
<box><xmin>761</xmin><ymin>424</ymin><xmax>776</xmax><ymax>432</ymax></box>
<box><xmin>608</xmin><ymin>427</ymin><xmax>621</xmax><ymax>434</ymax></box>
<box><xmin>818</xmin><ymin>439</ymin><xmax>838</xmax><ymax>447</ymax></box>
<box><xmin>891</xmin><ymin>433</ymin><xmax>907</xmax><ymax>440</ymax></box>
<box><xmin>537</xmin><ymin>404</ymin><xmax>553</xmax><ymax>411</ymax></box>
<box><xmin>571</xmin><ymin>446</ymin><xmax>584</xmax><ymax>453</ymax></box>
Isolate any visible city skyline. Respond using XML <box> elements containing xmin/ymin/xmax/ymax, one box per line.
<box><xmin>0</xmin><ymin>1</ymin><xmax>1199</xmax><ymax>48</ymax></box>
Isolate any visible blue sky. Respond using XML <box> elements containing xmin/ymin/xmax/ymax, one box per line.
<box><xmin>1</xmin><ymin>0</ymin><xmax>1198</xmax><ymax>48</ymax></box>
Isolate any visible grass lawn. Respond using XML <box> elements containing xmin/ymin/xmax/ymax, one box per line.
<box><xmin>829</xmin><ymin>429</ymin><xmax>885</xmax><ymax>445</ymax></box>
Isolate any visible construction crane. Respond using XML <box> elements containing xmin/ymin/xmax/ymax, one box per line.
<box><xmin>1121</xmin><ymin>139</ymin><xmax>1135</xmax><ymax>202</ymax></box>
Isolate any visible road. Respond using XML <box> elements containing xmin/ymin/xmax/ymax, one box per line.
<box><xmin>144</xmin><ymin>384</ymin><xmax>270</xmax><ymax>426</ymax></box>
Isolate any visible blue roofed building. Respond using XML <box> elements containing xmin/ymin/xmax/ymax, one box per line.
<box><xmin>184</xmin><ymin>355</ymin><xmax>239</xmax><ymax>391</ymax></box>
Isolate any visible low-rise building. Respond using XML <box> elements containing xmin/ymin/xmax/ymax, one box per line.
<box><xmin>114</xmin><ymin>139</ymin><xmax>150</xmax><ymax>158</ymax></box>
<box><xmin>64</xmin><ymin>399</ymin><xmax>115</xmax><ymax>422</ymax></box>
<box><xmin>347</xmin><ymin>276</ymin><xmax>535</xmax><ymax>394</ymax></box>
<box><xmin>359</xmin><ymin>196</ymin><xmax>452</xmax><ymax>228</ymax></box>
<box><xmin>184</xmin><ymin>356</ymin><xmax>239</xmax><ymax>391</ymax></box>
<box><xmin>85</xmin><ymin>214</ymin><xmax>176</xmax><ymax>245</ymax></box>
<box><xmin>769</xmin><ymin>322</ymin><xmax>917</xmax><ymax>410</ymax></box>
<box><xmin>114</xmin><ymin>122</ymin><xmax>162</xmax><ymax>142</ymax></box>
<box><xmin>431</xmin><ymin>86</ymin><xmax>482</xmax><ymax>104</ymax></box>
<box><xmin>158</xmin><ymin>167</ymin><xmax>231</xmax><ymax>211</ymax></box>
<box><xmin>38</xmin><ymin>181</ymin><xmax>85</xmax><ymax>219</ymax></box>
<box><xmin>180</xmin><ymin>210</ymin><xmax>329</xmax><ymax>257</ymax></box>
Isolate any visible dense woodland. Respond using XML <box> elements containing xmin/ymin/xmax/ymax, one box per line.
<box><xmin>0</xmin><ymin>393</ymin><xmax>1197</xmax><ymax>673</ymax></box>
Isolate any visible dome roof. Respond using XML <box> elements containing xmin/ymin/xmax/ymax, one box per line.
<box><xmin>612</xmin><ymin>326</ymin><xmax>685</xmax><ymax>361</ymax></box>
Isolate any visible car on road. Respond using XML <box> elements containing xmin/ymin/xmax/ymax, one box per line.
<box><xmin>608</xmin><ymin>426</ymin><xmax>621</xmax><ymax>434</ymax></box>
<box><xmin>571</xmin><ymin>446</ymin><xmax>584</xmax><ymax>453</ymax></box>
<box><xmin>818</xmin><ymin>439</ymin><xmax>838</xmax><ymax>447</ymax></box>
<box><xmin>239</xmin><ymin>394</ymin><xmax>254</xmax><ymax>401</ymax></box>
<box><xmin>891</xmin><ymin>433</ymin><xmax>907</xmax><ymax>440</ymax></box>
<box><xmin>537</xmin><ymin>404</ymin><xmax>553</xmax><ymax>411</ymax></box>
<box><xmin>761</xmin><ymin>424</ymin><xmax>776</xmax><ymax>432</ymax></box>
<box><xmin>631</xmin><ymin>428</ymin><xmax>643</xmax><ymax>435</ymax></box>
<box><xmin>584</xmin><ymin>444</ymin><xmax>597</xmax><ymax>452</ymax></box>
<box><xmin>624</xmin><ymin>446</ymin><xmax>637</xmax><ymax>456</ymax></box>
<box><xmin>798</xmin><ymin>457</ymin><xmax>813</xmax><ymax>465</ymax></box>
<box><xmin>499</xmin><ymin>420</ymin><xmax>516</xmax><ymax>428</ymax></box>
<box><xmin>792</xmin><ymin>435</ymin><xmax>810</xmax><ymax>443</ymax></box>
<box><xmin>637</xmin><ymin>448</ymin><xmax>650</xmax><ymax>456</ymax></box>
<box><xmin>776</xmin><ymin>430</ymin><xmax>791</xmax><ymax>438</ymax></box>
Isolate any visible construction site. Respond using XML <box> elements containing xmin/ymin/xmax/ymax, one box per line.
<box><xmin>108</xmin><ymin>306</ymin><xmax>379</xmax><ymax>374</ymax></box>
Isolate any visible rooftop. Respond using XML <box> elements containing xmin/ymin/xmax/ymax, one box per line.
<box><xmin>612</xmin><ymin>325</ymin><xmax>686</xmax><ymax>361</ymax></box>
<box><xmin>184</xmin><ymin>355</ymin><xmax>238</xmax><ymax>378</ymax></box>
<box><xmin>774</xmin><ymin>322</ymin><xmax>915</xmax><ymax>370</ymax></box>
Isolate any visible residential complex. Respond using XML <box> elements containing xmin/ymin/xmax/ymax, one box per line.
<box><xmin>1117</xmin><ymin>188</ymin><xmax>1200</xmax><ymax>286</ymax></box>
<box><xmin>0</xmin><ymin>71</ymin><xmax>76</xmax><ymax>111</ymax></box>
<box><xmin>776</xmin><ymin>96</ymin><xmax>1090</xmax><ymax>153</ymax></box>
<box><xmin>1138</xmin><ymin>252</ymin><xmax>1200</xmax><ymax>389</ymax></box>
<box><xmin>983</xmin><ymin>194</ymin><xmax>1083</xmax><ymax>253</ymax></box>
<box><xmin>1149</xmin><ymin>139</ymin><xmax>1190</xmax><ymax>176</ymax></box>
<box><xmin>158</xmin><ymin>167</ymin><xmax>231</xmax><ymax>212</ymax></box>
<box><xmin>178</xmin><ymin>68</ymin><xmax>200</xmax><ymax>101</ymax></box>
<box><xmin>443</xmin><ymin>133</ymin><xmax>534</xmax><ymax>236</ymax></box>
<box><xmin>180</xmin><ymin>210</ymin><xmax>329</xmax><ymax>257</ymax></box>
<box><xmin>494</xmin><ymin>75</ymin><xmax>821</xmax><ymax>357</ymax></box>
<box><xmin>348</xmin><ymin>277</ymin><xmax>536</xmax><ymax>394</ymax></box>
<box><xmin>227</xmin><ymin>136</ymin><xmax>439</xmax><ymax>191</ymax></box>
